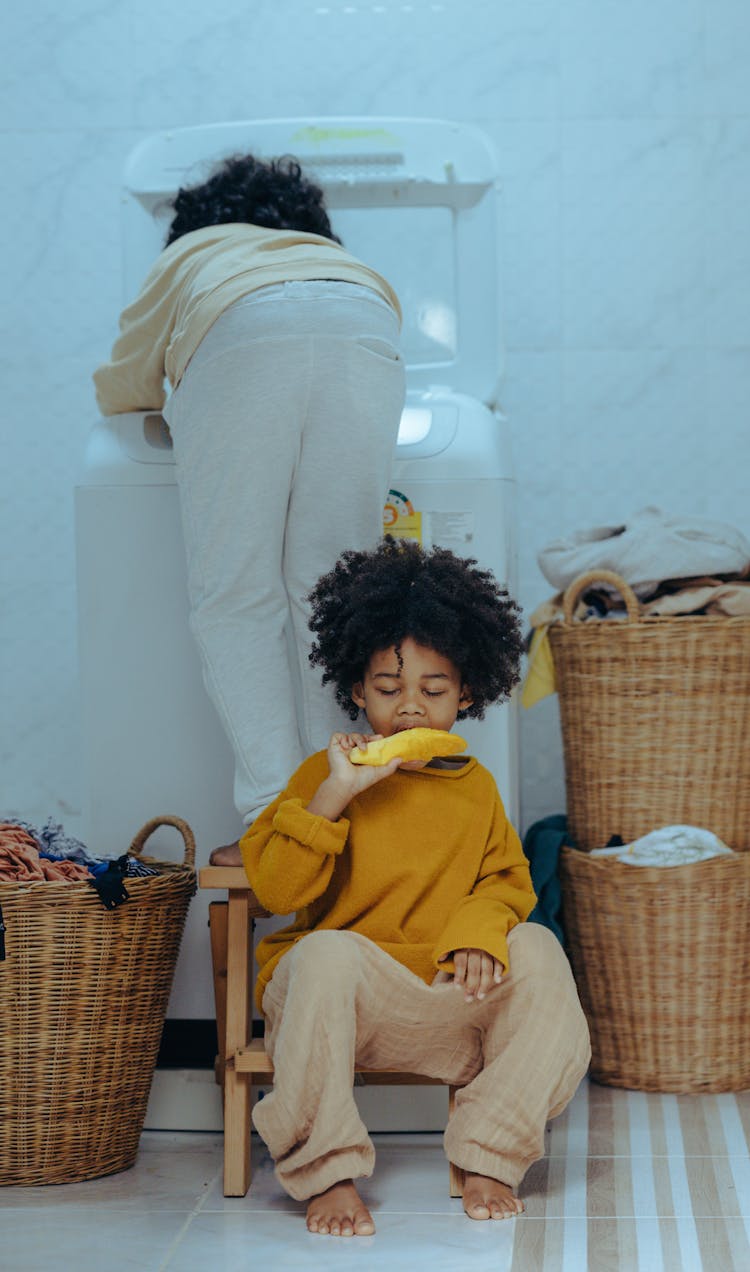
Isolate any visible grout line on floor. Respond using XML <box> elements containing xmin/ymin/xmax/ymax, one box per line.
<box><xmin>154</xmin><ymin>1172</ymin><xmax>224</xmax><ymax>1272</ymax></box>
<box><xmin>154</xmin><ymin>1212</ymin><xmax>197</xmax><ymax>1272</ymax></box>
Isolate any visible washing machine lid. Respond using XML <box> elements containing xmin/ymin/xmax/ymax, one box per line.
<box><xmin>122</xmin><ymin>117</ymin><xmax>502</xmax><ymax>404</ymax></box>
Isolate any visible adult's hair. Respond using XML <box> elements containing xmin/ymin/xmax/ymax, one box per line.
<box><xmin>165</xmin><ymin>153</ymin><xmax>341</xmax><ymax>246</ymax></box>
<box><xmin>308</xmin><ymin>537</ymin><xmax>524</xmax><ymax>721</ymax></box>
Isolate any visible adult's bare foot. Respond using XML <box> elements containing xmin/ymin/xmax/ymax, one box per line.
<box><xmin>462</xmin><ymin>1172</ymin><xmax>524</xmax><ymax>1220</ymax></box>
<box><xmin>208</xmin><ymin>840</ymin><xmax>242</xmax><ymax>866</ymax></box>
<box><xmin>306</xmin><ymin>1180</ymin><xmax>375</xmax><ymax>1236</ymax></box>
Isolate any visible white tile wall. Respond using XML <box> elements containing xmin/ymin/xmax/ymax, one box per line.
<box><xmin>2</xmin><ymin>0</ymin><xmax>749</xmax><ymax>840</ymax></box>
<box><xmin>559</xmin><ymin>0</ymin><xmax>705</xmax><ymax>120</ymax></box>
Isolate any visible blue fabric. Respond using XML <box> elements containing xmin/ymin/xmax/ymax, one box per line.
<box><xmin>522</xmin><ymin>814</ymin><xmax>568</xmax><ymax>945</ymax></box>
<box><xmin>42</xmin><ymin>852</ymin><xmax>157</xmax><ymax>878</ymax></box>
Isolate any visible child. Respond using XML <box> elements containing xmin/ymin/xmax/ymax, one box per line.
<box><xmin>241</xmin><ymin>539</ymin><xmax>590</xmax><ymax>1236</ymax></box>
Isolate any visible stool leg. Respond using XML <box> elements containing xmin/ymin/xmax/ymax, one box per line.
<box><xmin>208</xmin><ymin>902</ymin><xmax>228</xmax><ymax>1087</ymax></box>
<box><xmin>448</xmin><ymin>1085</ymin><xmax>465</xmax><ymax>1198</ymax></box>
<box><xmin>223</xmin><ymin>890</ymin><xmax>252</xmax><ymax>1197</ymax></box>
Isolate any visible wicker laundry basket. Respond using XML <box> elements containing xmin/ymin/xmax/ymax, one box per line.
<box><xmin>548</xmin><ymin>570</ymin><xmax>750</xmax><ymax>851</ymax></box>
<box><xmin>560</xmin><ymin>846</ymin><xmax>750</xmax><ymax>1092</ymax></box>
<box><xmin>0</xmin><ymin>815</ymin><xmax>196</xmax><ymax>1186</ymax></box>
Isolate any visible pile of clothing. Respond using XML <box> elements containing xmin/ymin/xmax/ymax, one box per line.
<box><xmin>523</xmin><ymin>507</ymin><xmax>750</xmax><ymax>706</ymax></box>
<box><xmin>523</xmin><ymin>819</ymin><xmax>737</xmax><ymax>945</ymax></box>
<box><xmin>0</xmin><ymin>817</ymin><xmax>158</xmax><ymax>882</ymax></box>
<box><xmin>0</xmin><ymin>818</ymin><xmax>163</xmax><ymax>957</ymax></box>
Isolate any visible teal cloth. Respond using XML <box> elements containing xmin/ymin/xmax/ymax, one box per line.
<box><xmin>522</xmin><ymin>814</ymin><xmax>568</xmax><ymax>945</ymax></box>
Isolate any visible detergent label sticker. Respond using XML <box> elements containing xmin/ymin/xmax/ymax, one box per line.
<box><xmin>383</xmin><ymin>490</ymin><xmax>423</xmax><ymax>543</ymax></box>
<box><xmin>423</xmin><ymin>511</ymin><xmax>475</xmax><ymax>551</ymax></box>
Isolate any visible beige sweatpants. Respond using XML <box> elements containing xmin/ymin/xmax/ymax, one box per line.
<box><xmin>164</xmin><ymin>281</ymin><xmax>405</xmax><ymax>825</ymax></box>
<box><xmin>253</xmin><ymin>924</ymin><xmax>591</xmax><ymax>1201</ymax></box>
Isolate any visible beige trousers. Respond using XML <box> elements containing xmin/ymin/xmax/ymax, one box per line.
<box><xmin>253</xmin><ymin>924</ymin><xmax>591</xmax><ymax>1201</ymax></box>
<box><xmin>164</xmin><ymin>281</ymin><xmax>404</xmax><ymax>825</ymax></box>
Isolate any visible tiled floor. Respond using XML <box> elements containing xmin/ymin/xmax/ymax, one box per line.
<box><xmin>1</xmin><ymin>1080</ymin><xmax>749</xmax><ymax>1271</ymax></box>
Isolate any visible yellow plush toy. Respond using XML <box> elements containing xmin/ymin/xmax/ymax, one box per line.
<box><xmin>349</xmin><ymin>727</ymin><xmax>467</xmax><ymax>767</ymax></box>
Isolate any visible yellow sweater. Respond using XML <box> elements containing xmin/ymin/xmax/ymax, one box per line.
<box><xmin>241</xmin><ymin>751</ymin><xmax>536</xmax><ymax>1012</ymax></box>
<box><xmin>93</xmin><ymin>223</ymin><xmax>402</xmax><ymax>415</ymax></box>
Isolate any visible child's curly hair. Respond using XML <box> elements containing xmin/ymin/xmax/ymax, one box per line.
<box><xmin>165</xmin><ymin>154</ymin><xmax>341</xmax><ymax>246</ymax></box>
<box><xmin>308</xmin><ymin>538</ymin><xmax>523</xmax><ymax>721</ymax></box>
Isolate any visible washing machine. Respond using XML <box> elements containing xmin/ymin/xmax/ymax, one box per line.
<box><xmin>75</xmin><ymin>118</ymin><xmax>517</xmax><ymax>1129</ymax></box>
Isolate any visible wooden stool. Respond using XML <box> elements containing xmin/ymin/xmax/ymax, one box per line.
<box><xmin>200</xmin><ymin>865</ymin><xmax>466</xmax><ymax>1199</ymax></box>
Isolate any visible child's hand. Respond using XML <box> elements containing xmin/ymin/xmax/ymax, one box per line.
<box><xmin>306</xmin><ymin>732</ymin><xmax>401</xmax><ymax>822</ymax></box>
<box><xmin>439</xmin><ymin>947</ymin><xmax>504</xmax><ymax>1002</ymax></box>
<box><xmin>327</xmin><ymin>731</ymin><xmax>401</xmax><ymax>789</ymax></box>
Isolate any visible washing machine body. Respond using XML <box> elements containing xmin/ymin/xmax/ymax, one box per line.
<box><xmin>76</xmin><ymin>118</ymin><xmax>517</xmax><ymax>1126</ymax></box>
<box><xmin>385</xmin><ymin>389</ymin><xmax>518</xmax><ymax>815</ymax></box>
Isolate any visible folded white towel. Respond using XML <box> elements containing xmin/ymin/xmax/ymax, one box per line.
<box><xmin>590</xmin><ymin>824</ymin><xmax>734</xmax><ymax>866</ymax></box>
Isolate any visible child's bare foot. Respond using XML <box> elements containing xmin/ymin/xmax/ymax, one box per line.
<box><xmin>306</xmin><ymin>1180</ymin><xmax>375</xmax><ymax>1236</ymax></box>
<box><xmin>208</xmin><ymin>840</ymin><xmax>242</xmax><ymax>866</ymax></box>
<box><xmin>462</xmin><ymin>1172</ymin><xmax>524</xmax><ymax>1220</ymax></box>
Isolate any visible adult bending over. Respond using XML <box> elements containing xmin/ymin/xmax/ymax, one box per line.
<box><xmin>94</xmin><ymin>154</ymin><xmax>405</xmax><ymax>842</ymax></box>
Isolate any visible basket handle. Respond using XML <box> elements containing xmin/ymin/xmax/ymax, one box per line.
<box><xmin>129</xmin><ymin>815</ymin><xmax>196</xmax><ymax>868</ymax></box>
<box><xmin>562</xmin><ymin>569</ymin><xmax>642</xmax><ymax>624</ymax></box>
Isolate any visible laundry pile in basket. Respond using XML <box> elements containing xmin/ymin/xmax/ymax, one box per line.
<box><xmin>523</xmin><ymin>506</ymin><xmax>750</xmax><ymax>706</ymax></box>
<box><xmin>522</xmin><ymin>818</ymin><xmax>740</xmax><ymax>945</ymax></box>
<box><xmin>0</xmin><ymin>818</ymin><xmax>158</xmax><ymax>888</ymax></box>
<box><xmin>519</xmin><ymin>508</ymin><xmax>750</xmax><ymax>1094</ymax></box>
<box><xmin>588</xmin><ymin>823</ymin><xmax>735</xmax><ymax>866</ymax></box>
<box><xmin>0</xmin><ymin>813</ymin><xmax>196</xmax><ymax>1185</ymax></box>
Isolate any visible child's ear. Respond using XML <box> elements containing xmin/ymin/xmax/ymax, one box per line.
<box><xmin>351</xmin><ymin>682</ymin><xmax>367</xmax><ymax>711</ymax></box>
<box><xmin>459</xmin><ymin>685</ymin><xmax>473</xmax><ymax>711</ymax></box>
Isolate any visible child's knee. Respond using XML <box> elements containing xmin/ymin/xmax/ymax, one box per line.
<box><xmin>507</xmin><ymin>924</ymin><xmax>583</xmax><ymax>1010</ymax></box>
<box><xmin>288</xmin><ymin>929</ymin><xmax>365</xmax><ymax>990</ymax></box>
<box><xmin>508</xmin><ymin>924</ymin><xmax>590</xmax><ymax>1060</ymax></box>
<box><xmin>507</xmin><ymin>921</ymin><xmax>569</xmax><ymax>981</ymax></box>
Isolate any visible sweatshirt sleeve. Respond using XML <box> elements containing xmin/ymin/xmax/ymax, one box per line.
<box><xmin>240</xmin><ymin>757</ymin><xmax>350</xmax><ymax>915</ymax></box>
<box><xmin>432</xmin><ymin>793</ymin><xmax>536</xmax><ymax>975</ymax></box>
<box><xmin>92</xmin><ymin>262</ymin><xmax>180</xmax><ymax>415</ymax></box>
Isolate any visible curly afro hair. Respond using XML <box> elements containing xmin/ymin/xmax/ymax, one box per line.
<box><xmin>308</xmin><ymin>538</ymin><xmax>523</xmax><ymax>722</ymax></box>
<box><xmin>165</xmin><ymin>153</ymin><xmax>341</xmax><ymax>247</ymax></box>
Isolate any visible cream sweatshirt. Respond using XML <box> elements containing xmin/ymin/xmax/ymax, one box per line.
<box><xmin>93</xmin><ymin>223</ymin><xmax>402</xmax><ymax>415</ymax></box>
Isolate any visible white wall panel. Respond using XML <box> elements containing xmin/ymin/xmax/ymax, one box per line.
<box><xmin>3</xmin><ymin>0</ymin><xmax>750</xmax><ymax>842</ymax></box>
